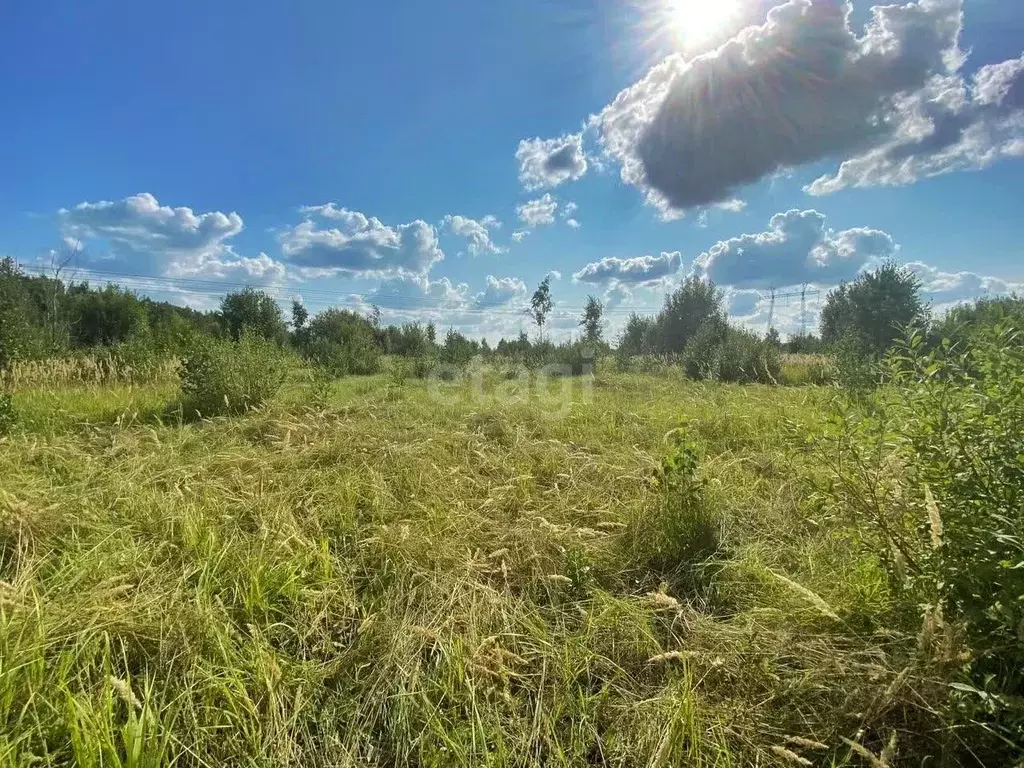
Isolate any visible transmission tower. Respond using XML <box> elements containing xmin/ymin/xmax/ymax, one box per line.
<box><xmin>767</xmin><ymin>285</ymin><xmax>820</xmax><ymax>335</ymax></box>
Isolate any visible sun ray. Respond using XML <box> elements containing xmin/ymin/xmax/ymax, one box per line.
<box><xmin>665</xmin><ymin>0</ymin><xmax>740</xmax><ymax>49</ymax></box>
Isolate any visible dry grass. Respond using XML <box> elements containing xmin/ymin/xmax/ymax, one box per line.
<box><xmin>0</xmin><ymin>369</ymin><xmax>962</xmax><ymax>765</ymax></box>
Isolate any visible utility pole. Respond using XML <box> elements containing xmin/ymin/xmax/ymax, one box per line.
<box><xmin>767</xmin><ymin>286</ymin><xmax>820</xmax><ymax>336</ymax></box>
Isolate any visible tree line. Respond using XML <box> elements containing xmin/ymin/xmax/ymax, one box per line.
<box><xmin>2</xmin><ymin>255</ymin><xmax>1020</xmax><ymax>380</ymax></box>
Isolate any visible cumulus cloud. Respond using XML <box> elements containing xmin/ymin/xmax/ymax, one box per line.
<box><xmin>516</xmin><ymin>133</ymin><xmax>589</xmax><ymax>190</ymax></box>
<box><xmin>906</xmin><ymin>261</ymin><xmax>1024</xmax><ymax>308</ymax></box>
<box><xmin>516</xmin><ymin>194</ymin><xmax>559</xmax><ymax>228</ymax></box>
<box><xmin>578</xmin><ymin>0</ymin><xmax>1023</xmax><ymax>212</ymax></box>
<box><xmin>362</xmin><ymin>274</ymin><xmax>469</xmax><ymax>310</ymax></box>
<box><xmin>547</xmin><ymin>270</ymin><xmax>563</xmax><ymax>281</ymax></box>
<box><xmin>807</xmin><ymin>54</ymin><xmax>1024</xmax><ymax>193</ymax></box>
<box><xmin>168</xmin><ymin>252</ymin><xmax>287</xmax><ymax>284</ymax></box>
<box><xmin>694</xmin><ymin>209</ymin><xmax>896</xmax><ymax>290</ymax></box>
<box><xmin>574</xmin><ymin>251</ymin><xmax>683</xmax><ymax>286</ymax></box>
<box><xmin>443</xmin><ymin>214</ymin><xmax>506</xmax><ymax>256</ymax></box>
<box><xmin>511</xmin><ymin>230</ymin><xmax>530</xmax><ymax>243</ymax></box>
<box><xmin>280</xmin><ymin>204</ymin><xmax>443</xmax><ymax>277</ymax></box>
<box><xmin>604</xmin><ymin>283</ymin><xmax>634</xmax><ymax>310</ymax></box>
<box><xmin>58</xmin><ymin>192</ymin><xmax>284</xmax><ymax>282</ymax></box>
<box><xmin>473</xmin><ymin>276</ymin><xmax>528</xmax><ymax>308</ymax></box>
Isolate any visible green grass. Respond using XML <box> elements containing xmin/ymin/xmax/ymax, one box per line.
<box><xmin>0</xmin><ymin>369</ymin><xmax>955</xmax><ymax>765</ymax></box>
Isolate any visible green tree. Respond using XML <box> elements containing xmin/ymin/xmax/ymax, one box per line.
<box><xmin>579</xmin><ymin>295</ymin><xmax>604</xmax><ymax>343</ymax></box>
<box><xmin>67</xmin><ymin>285</ymin><xmax>149</xmax><ymax>347</ymax></box>
<box><xmin>654</xmin><ymin>276</ymin><xmax>724</xmax><ymax>354</ymax></box>
<box><xmin>291</xmin><ymin>299</ymin><xmax>308</xmax><ymax>332</ymax></box>
<box><xmin>0</xmin><ymin>258</ymin><xmax>40</xmax><ymax>368</ymax></box>
<box><xmin>930</xmin><ymin>295</ymin><xmax>1024</xmax><ymax>350</ymax></box>
<box><xmin>821</xmin><ymin>262</ymin><xmax>926</xmax><ymax>356</ymax></box>
<box><xmin>618</xmin><ymin>313</ymin><xmax>656</xmax><ymax>356</ymax></box>
<box><xmin>220</xmin><ymin>288</ymin><xmax>286</xmax><ymax>342</ymax></box>
<box><xmin>529</xmin><ymin>277</ymin><xmax>553</xmax><ymax>340</ymax></box>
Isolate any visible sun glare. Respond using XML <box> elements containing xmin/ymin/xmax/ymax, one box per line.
<box><xmin>666</xmin><ymin>0</ymin><xmax>739</xmax><ymax>48</ymax></box>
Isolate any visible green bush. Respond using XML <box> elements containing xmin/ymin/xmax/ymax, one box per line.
<box><xmin>682</xmin><ymin>320</ymin><xmax>727</xmax><ymax>379</ymax></box>
<box><xmin>0</xmin><ymin>392</ymin><xmax>15</xmax><ymax>435</ymax></box>
<box><xmin>683</xmin><ymin>323</ymin><xmax>779</xmax><ymax>384</ymax></box>
<box><xmin>305</xmin><ymin>338</ymin><xmax>381</xmax><ymax>378</ymax></box>
<box><xmin>545</xmin><ymin>341</ymin><xmax>597</xmax><ymax>377</ymax></box>
<box><xmin>628</xmin><ymin>432</ymin><xmax>719</xmax><ymax>592</ymax></box>
<box><xmin>179</xmin><ymin>335</ymin><xmax>288</xmax><ymax>417</ymax></box>
<box><xmin>819</xmin><ymin>325</ymin><xmax>1024</xmax><ymax>759</ymax></box>
<box><xmin>719</xmin><ymin>328</ymin><xmax>780</xmax><ymax>384</ymax></box>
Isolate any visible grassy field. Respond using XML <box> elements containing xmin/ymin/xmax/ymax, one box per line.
<box><xmin>0</xmin><ymin>366</ymin><xmax>965</xmax><ymax>766</ymax></box>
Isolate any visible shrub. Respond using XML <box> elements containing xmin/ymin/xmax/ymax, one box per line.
<box><xmin>682</xmin><ymin>320</ymin><xmax>727</xmax><ymax>379</ymax></box>
<box><xmin>683</xmin><ymin>323</ymin><xmax>779</xmax><ymax>384</ymax></box>
<box><xmin>719</xmin><ymin>328</ymin><xmax>780</xmax><ymax>384</ymax></box>
<box><xmin>830</xmin><ymin>332</ymin><xmax>878</xmax><ymax>392</ymax></box>
<box><xmin>0</xmin><ymin>392</ymin><xmax>15</xmax><ymax>435</ymax></box>
<box><xmin>305</xmin><ymin>338</ymin><xmax>381</xmax><ymax>378</ymax></box>
<box><xmin>545</xmin><ymin>341</ymin><xmax>597</xmax><ymax>377</ymax></box>
<box><xmin>179</xmin><ymin>335</ymin><xmax>288</xmax><ymax>417</ymax></box>
<box><xmin>818</xmin><ymin>325</ymin><xmax>1024</xmax><ymax>759</ymax></box>
<box><xmin>628</xmin><ymin>432</ymin><xmax>719</xmax><ymax>593</ymax></box>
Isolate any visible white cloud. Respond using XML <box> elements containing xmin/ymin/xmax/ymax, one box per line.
<box><xmin>516</xmin><ymin>194</ymin><xmax>559</xmax><ymax>227</ymax></box>
<box><xmin>516</xmin><ymin>133</ymin><xmax>589</xmax><ymax>190</ymax></box>
<box><xmin>574</xmin><ymin>0</ymin><xmax>1022</xmax><ymax>212</ymax></box>
<box><xmin>168</xmin><ymin>252</ymin><xmax>287</xmax><ymax>284</ymax></box>
<box><xmin>715</xmin><ymin>199</ymin><xmax>748</xmax><ymax>213</ymax></box>
<box><xmin>694</xmin><ymin>209</ymin><xmax>896</xmax><ymax>290</ymax></box>
<box><xmin>443</xmin><ymin>214</ymin><xmax>506</xmax><ymax>256</ymax></box>
<box><xmin>547</xmin><ymin>270</ymin><xmax>563</xmax><ymax>281</ymax></box>
<box><xmin>511</xmin><ymin>230</ymin><xmax>530</xmax><ymax>243</ymax></box>
<box><xmin>280</xmin><ymin>204</ymin><xmax>443</xmax><ymax>277</ymax></box>
<box><xmin>557</xmin><ymin>200</ymin><xmax>582</xmax><ymax>229</ymax></box>
<box><xmin>807</xmin><ymin>55</ymin><xmax>1024</xmax><ymax>194</ymax></box>
<box><xmin>362</xmin><ymin>274</ymin><xmax>469</xmax><ymax>310</ymax></box>
<box><xmin>906</xmin><ymin>261</ymin><xmax>1024</xmax><ymax>308</ymax></box>
<box><xmin>473</xmin><ymin>276</ymin><xmax>528</xmax><ymax>308</ymax></box>
<box><xmin>574</xmin><ymin>251</ymin><xmax>684</xmax><ymax>286</ymax></box>
<box><xmin>58</xmin><ymin>192</ymin><xmax>283</xmax><ymax>282</ymax></box>
<box><xmin>604</xmin><ymin>283</ymin><xmax>634</xmax><ymax>310</ymax></box>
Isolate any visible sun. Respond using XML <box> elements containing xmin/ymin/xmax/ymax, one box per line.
<box><xmin>665</xmin><ymin>0</ymin><xmax>740</xmax><ymax>49</ymax></box>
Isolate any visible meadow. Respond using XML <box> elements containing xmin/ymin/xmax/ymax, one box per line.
<box><xmin>3</xmin><ymin>350</ymin><xmax>1010</xmax><ymax>768</ymax></box>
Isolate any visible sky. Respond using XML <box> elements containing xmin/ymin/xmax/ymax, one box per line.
<box><xmin>2</xmin><ymin>0</ymin><xmax>1023</xmax><ymax>340</ymax></box>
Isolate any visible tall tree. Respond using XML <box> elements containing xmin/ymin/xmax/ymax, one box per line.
<box><xmin>821</xmin><ymin>262</ymin><xmax>926</xmax><ymax>356</ymax></box>
<box><xmin>654</xmin><ymin>276</ymin><xmax>724</xmax><ymax>354</ymax></box>
<box><xmin>220</xmin><ymin>288</ymin><xmax>286</xmax><ymax>342</ymax></box>
<box><xmin>618</xmin><ymin>313</ymin><xmax>655</xmax><ymax>356</ymax></box>
<box><xmin>291</xmin><ymin>299</ymin><xmax>308</xmax><ymax>332</ymax></box>
<box><xmin>579</xmin><ymin>295</ymin><xmax>604</xmax><ymax>343</ymax></box>
<box><xmin>529</xmin><ymin>277</ymin><xmax>553</xmax><ymax>340</ymax></box>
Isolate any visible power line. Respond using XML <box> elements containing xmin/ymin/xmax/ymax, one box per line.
<box><xmin>765</xmin><ymin>285</ymin><xmax>820</xmax><ymax>335</ymax></box>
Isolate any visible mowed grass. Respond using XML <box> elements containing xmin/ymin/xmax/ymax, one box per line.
<box><xmin>0</xmin><ymin>370</ymin><xmax>921</xmax><ymax>766</ymax></box>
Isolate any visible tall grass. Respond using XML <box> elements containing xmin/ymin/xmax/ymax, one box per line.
<box><xmin>0</xmin><ymin>366</ymin><xmax>1008</xmax><ymax>765</ymax></box>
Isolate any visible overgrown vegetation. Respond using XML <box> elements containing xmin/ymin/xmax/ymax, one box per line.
<box><xmin>2</xmin><ymin>255</ymin><xmax>1023</xmax><ymax>764</ymax></box>
<box><xmin>178</xmin><ymin>334</ymin><xmax>289</xmax><ymax>417</ymax></box>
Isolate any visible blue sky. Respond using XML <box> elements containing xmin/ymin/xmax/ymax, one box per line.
<box><xmin>2</xmin><ymin>0</ymin><xmax>1022</xmax><ymax>339</ymax></box>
